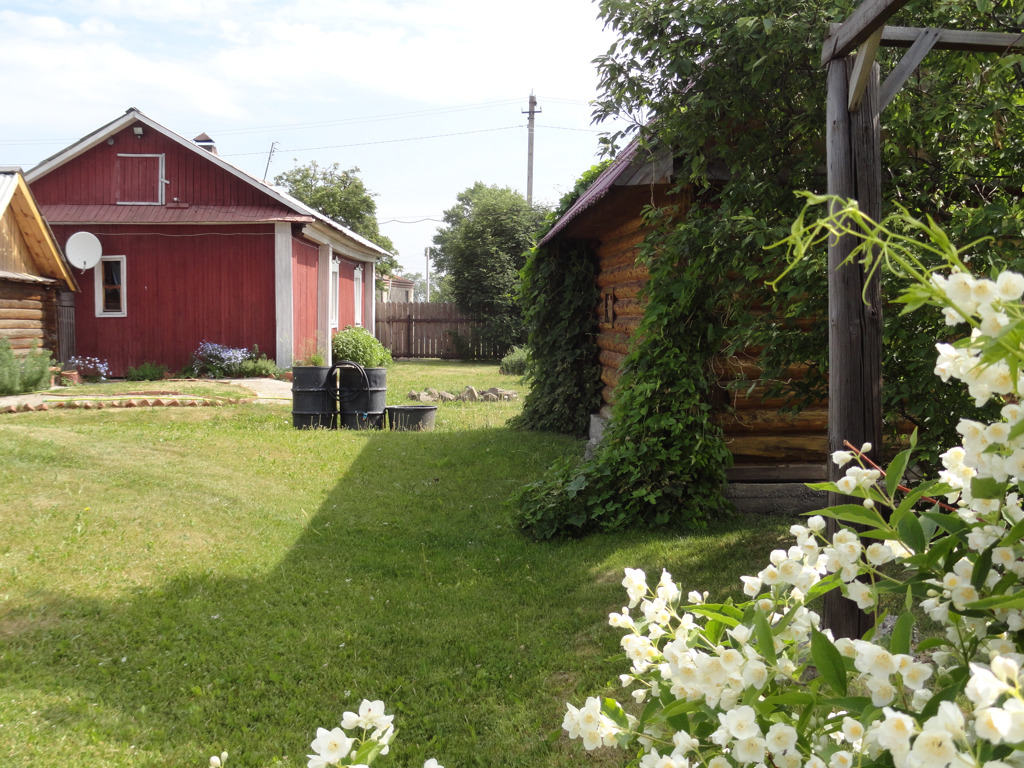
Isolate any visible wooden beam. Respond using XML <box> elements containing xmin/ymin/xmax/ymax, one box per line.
<box><xmin>879</xmin><ymin>27</ymin><xmax>941</xmax><ymax>111</ymax></box>
<box><xmin>848</xmin><ymin>28</ymin><xmax>883</xmax><ymax>111</ymax></box>
<box><xmin>828</xmin><ymin>24</ymin><xmax>1024</xmax><ymax>54</ymax></box>
<box><xmin>822</xmin><ymin>0</ymin><xmax>912</xmax><ymax>64</ymax></box>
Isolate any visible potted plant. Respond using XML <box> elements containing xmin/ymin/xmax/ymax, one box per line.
<box><xmin>330</xmin><ymin>326</ymin><xmax>392</xmax><ymax>430</ymax></box>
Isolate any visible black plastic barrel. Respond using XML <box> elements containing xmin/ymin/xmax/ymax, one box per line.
<box><xmin>335</xmin><ymin>361</ymin><xmax>387</xmax><ymax>430</ymax></box>
<box><xmin>292</xmin><ymin>366</ymin><xmax>336</xmax><ymax>429</ymax></box>
<box><xmin>386</xmin><ymin>405</ymin><xmax>437</xmax><ymax>432</ymax></box>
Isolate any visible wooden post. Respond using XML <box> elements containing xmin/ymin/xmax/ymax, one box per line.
<box><xmin>824</xmin><ymin>57</ymin><xmax>884</xmax><ymax>639</ymax></box>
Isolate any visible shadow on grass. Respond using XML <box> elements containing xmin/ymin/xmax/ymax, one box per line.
<box><xmin>1</xmin><ymin>425</ymin><xmax>792</xmax><ymax>768</ymax></box>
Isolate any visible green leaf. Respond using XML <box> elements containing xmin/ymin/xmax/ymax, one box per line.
<box><xmin>820</xmin><ymin>504</ymin><xmax>892</xmax><ymax>533</ymax></box>
<box><xmin>889</xmin><ymin>611</ymin><xmax>914</xmax><ymax>655</ymax></box>
<box><xmin>602</xmin><ymin>698</ymin><xmax>630</xmax><ymax>729</ymax></box>
<box><xmin>886</xmin><ymin>448</ymin><xmax>911</xmax><ymax>497</ymax></box>
<box><xmin>971</xmin><ymin>476</ymin><xmax>1008</xmax><ymax>500</ymax></box>
<box><xmin>972</xmin><ymin>545</ymin><xmax>995</xmax><ymax>592</ymax></box>
<box><xmin>811</xmin><ymin>628</ymin><xmax>847</xmax><ymax>696</ymax></box>
<box><xmin>753</xmin><ymin>607</ymin><xmax>777</xmax><ymax>665</ymax></box>
<box><xmin>897</xmin><ymin>513</ymin><xmax>927</xmax><ymax>554</ymax></box>
<box><xmin>659</xmin><ymin>698</ymin><xmax>705</xmax><ymax>719</ymax></box>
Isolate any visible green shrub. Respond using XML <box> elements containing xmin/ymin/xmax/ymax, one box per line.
<box><xmin>331</xmin><ymin>326</ymin><xmax>392</xmax><ymax>368</ymax></box>
<box><xmin>0</xmin><ymin>339</ymin><xmax>52</xmax><ymax>396</ymax></box>
<box><xmin>235</xmin><ymin>357</ymin><xmax>281</xmax><ymax>378</ymax></box>
<box><xmin>125</xmin><ymin>361</ymin><xmax>169</xmax><ymax>381</ymax></box>
<box><xmin>499</xmin><ymin>345</ymin><xmax>531</xmax><ymax>376</ymax></box>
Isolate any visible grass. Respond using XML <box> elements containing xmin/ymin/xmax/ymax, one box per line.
<box><xmin>0</xmin><ymin>361</ymin><xmax>796</xmax><ymax>768</ymax></box>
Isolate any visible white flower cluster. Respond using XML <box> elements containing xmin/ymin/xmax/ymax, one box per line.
<box><xmin>563</xmin><ymin>263</ymin><xmax>1024</xmax><ymax>768</ymax></box>
<box><xmin>302</xmin><ymin>699</ymin><xmax>438</xmax><ymax>768</ymax></box>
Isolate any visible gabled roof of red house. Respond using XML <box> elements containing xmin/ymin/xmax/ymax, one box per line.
<box><xmin>0</xmin><ymin>168</ymin><xmax>78</xmax><ymax>291</ymax></box>
<box><xmin>26</xmin><ymin>108</ymin><xmax>392</xmax><ymax>263</ymax></box>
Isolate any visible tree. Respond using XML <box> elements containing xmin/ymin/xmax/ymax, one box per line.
<box><xmin>431</xmin><ymin>183</ymin><xmax>546</xmax><ymax>355</ymax></box>
<box><xmin>274</xmin><ymin>161</ymin><xmax>399</xmax><ymax>277</ymax></box>
<box><xmin>589</xmin><ymin>0</ymin><xmax>1024</xmax><ymax>468</ymax></box>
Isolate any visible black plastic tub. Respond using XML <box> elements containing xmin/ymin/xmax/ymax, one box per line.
<box><xmin>386</xmin><ymin>405</ymin><xmax>438</xmax><ymax>432</ymax></box>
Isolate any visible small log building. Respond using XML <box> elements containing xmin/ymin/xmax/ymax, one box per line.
<box><xmin>0</xmin><ymin>167</ymin><xmax>78</xmax><ymax>365</ymax></box>
<box><xmin>539</xmin><ymin>143</ymin><xmax>828</xmax><ymax>482</ymax></box>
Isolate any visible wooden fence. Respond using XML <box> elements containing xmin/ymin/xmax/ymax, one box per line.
<box><xmin>375</xmin><ymin>302</ymin><xmax>498</xmax><ymax>359</ymax></box>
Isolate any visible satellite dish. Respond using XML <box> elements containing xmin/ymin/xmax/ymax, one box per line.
<box><xmin>65</xmin><ymin>231</ymin><xmax>102</xmax><ymax>270</ymax></box>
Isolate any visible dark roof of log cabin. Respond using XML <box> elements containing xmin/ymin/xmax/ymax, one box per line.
<box><xmin>26</xmin><ymin>108</ymin><xmax>391</xmax><ymax>263</ymax></box>
<box><xmin>0</xmin><ymin>169</ymin><xmax>78</xmax><ymax>291</ymax></box>
<box><xmin>538</xmin><ymin>139</ymin><xmax>674</xmax><ymax>246</ymax></box>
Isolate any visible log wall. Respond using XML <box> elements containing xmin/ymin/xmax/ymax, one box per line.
<box><xmin>591</xmin><ymin>190</ymin><xmax>828</xmax><ymax>480</ymax></box>
<box><xmin>0</xmin><ymin>280</ymin><xmax>58</xmax><ymax>358</ymax></box>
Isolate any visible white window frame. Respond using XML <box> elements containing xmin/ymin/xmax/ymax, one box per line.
<box><xmin>330</xmin><ymin>259</ymin><xmax>340</xmax><ymax>329</ymax></box>
<box><xmin>95</xmin><ymin>255</ymin><xmax>127</xmax><ymax>317</ymax></box>
<box><xmin>353</xmin><ymin>265</ymin><xmax>363</xmax><ymax>326</ymax></box>
<box><xmin>116</xmin><ymin>153</ymin><xmax>166</xmax><ymax>205</ymax></box>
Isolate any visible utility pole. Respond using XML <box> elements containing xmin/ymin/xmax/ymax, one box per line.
<box><xmin>523</xmin><ymin>93</ymin><xmax>541</xmax><ymax>206</ymax></box>
<box><xmin>263</xmin><ymin>141</ymin><xmax>279</xmax><ymax>180</ymax></box>
<box><xmin>425</xmin><ymin>247</ymin><xmax>431</xmax><ymax>302</ymax></box>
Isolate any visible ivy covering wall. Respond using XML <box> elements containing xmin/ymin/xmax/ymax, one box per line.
<box><xmin>512</xmin><ymin>0</ymin><xmax>1024</xmax><ymax>538</ymax></box>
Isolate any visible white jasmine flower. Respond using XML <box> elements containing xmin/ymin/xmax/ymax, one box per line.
<box><xmin>623</xmin><ymin>568</ymin><xmax>648</xmax><ymax>607</ymax></box>
<box><xmin>732</xmin><ymin>735</ymin><xmax>767</xmax><ymax>764</ymax></box>
<box><xmin>719</xmin><ymin>705</ymin><xmax>761</xmax><ymax>740</ymax></box>
<box><xmin>874</xmin><ymin>708</ymin><xmax>917</xmax><ymax>752</ymax></box>
<box><xmin>832</xmin><ymin>450</ymin><xmax>855</xmax><ymax>467</ymax></box>
<box><xmin>341</xmin><ymin>700</ymin><xmax>393</xmax><ymax>731</ymax></box>
<box><xmin>907</xmin><ymin>728</ymin><xmax>957</xmax><ymax>768</ymax></box>
<box><xmin>967</xmin><ymin>663</ymin><xmax>1011</xmax><ymax>708</ymax></box>
<box><xmin>997</xmin><ymin>271</ymin><xmax>1024</xmax><ymax>300</ymax></box>
<box><xmin>308</xmin><ymin>728</ymin><xmax>355</xmax><ymax>768</ymax></box>
<box><xmin>765</xmin><ymin>723</ymin><xmax>798</xmax><ymax>753</ymax></box>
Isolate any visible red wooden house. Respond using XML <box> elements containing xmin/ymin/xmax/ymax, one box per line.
<box><xmin>25</xmin><ymin>108</ymin><xmax>388</xmax><ymax>376</ymax></box>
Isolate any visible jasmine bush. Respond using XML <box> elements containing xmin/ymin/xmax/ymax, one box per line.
<box><xmin>0</xmin><ymin>338</ymin><xmax>52</xmax><ymax>395</ymax></box>
<box><xmin>563</xmin><ymin>202</ymin><xmax>1024</xmax><ymax>768</ymax></box>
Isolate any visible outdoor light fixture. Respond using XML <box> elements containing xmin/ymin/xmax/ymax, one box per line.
<box><xmin>133</xmin><ymin>126</ymin><xmax>144</xmax><ymax>137</ymax></box>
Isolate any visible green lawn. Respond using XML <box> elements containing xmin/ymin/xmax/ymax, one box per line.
<box><xmin>0</xmin><ymin>361</ymin><xmax>795</xmax><ymax>768</ymax></box>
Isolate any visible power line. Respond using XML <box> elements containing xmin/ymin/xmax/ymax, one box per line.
<box><xmin>204</xmin><ymin>99</ymin><xmax>525</xmax><ymax>136</ymax></box>
<box><xmin>220</xmin><ymin>125</ymin><xmax>524</xmax><ymax>157</ymax></box>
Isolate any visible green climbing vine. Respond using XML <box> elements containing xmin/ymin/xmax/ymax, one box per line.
<box><xmin>516</xmin><ymin>204</ymin><xmax>735</xmax><ymax>539</ymax></box>
<box><xmin>510</xmin><ymin>162</ymin><xmax>609</xmax><ymax>437</ymax></box>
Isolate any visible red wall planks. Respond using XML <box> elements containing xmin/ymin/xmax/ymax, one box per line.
<box><xmin>53</xmin><ymin>223</ymin><xmax>278</xmax><ymax>375</ymax></box>
<box><xmin>292</xmin><ymin>237</ymin><xmax>319</xmax><ymax>359</ymax></box>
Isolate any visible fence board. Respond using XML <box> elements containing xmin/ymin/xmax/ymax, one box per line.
<box><xmin>375</xmin><ymin>302</ymin><xmax>499</xmax><ymax>359</ymax></box>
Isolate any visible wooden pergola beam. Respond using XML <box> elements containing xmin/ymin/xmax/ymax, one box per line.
<box><xmin>878</xmin><ymin>27</ymin><xmax>941</xmax><ymax>111</ymax></box>
<box><xmin>821</xmin><ymin>0</ymin><xmax>912</xmax><ymax>64</ymax></box>
<box><xmin>827</xmin><ymin>24</ymin><xmax>1024</xmax><ymax>54</ymax></box>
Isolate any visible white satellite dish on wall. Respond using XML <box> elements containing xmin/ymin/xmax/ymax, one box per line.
<box><xmin>65</xmin><ymin>231</ymin><xmax>102</xmax><ymax>270</ymax></box>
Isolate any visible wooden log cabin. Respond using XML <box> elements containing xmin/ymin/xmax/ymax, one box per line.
<box><xmin>538</xmin><ymin>143</ymin><xmax>828</xmax><ymax>483</ymax></box>
<box><xmin>0</xmin><ymin>168</ymin><xmax>78</xmax><ymax>365</ymax></box>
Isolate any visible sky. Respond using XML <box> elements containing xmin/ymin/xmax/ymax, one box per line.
<box><xmin>0</xmin><ymin>0</ymin><xmax>629</xmax><ymax>275</ymax></box>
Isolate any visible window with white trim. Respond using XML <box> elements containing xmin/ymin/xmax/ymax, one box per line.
<box><xmin>95</xmin><ymin>256</ymin><xmax>127</xmax><ymax>317</ymax></box>
<box><xmin>353</xmin><ymin>265</ymin><xmax>363</xmax><ymax>326</ymax></box>
<box><xmin>330</xmin><ymin>260</ymin><xmax>340</xmax><ymax>329</ymax></box>
<box><xmin>117</xmin><ymin>153</ymin><xmax>166</xmax><ymax>205</ymax></box>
